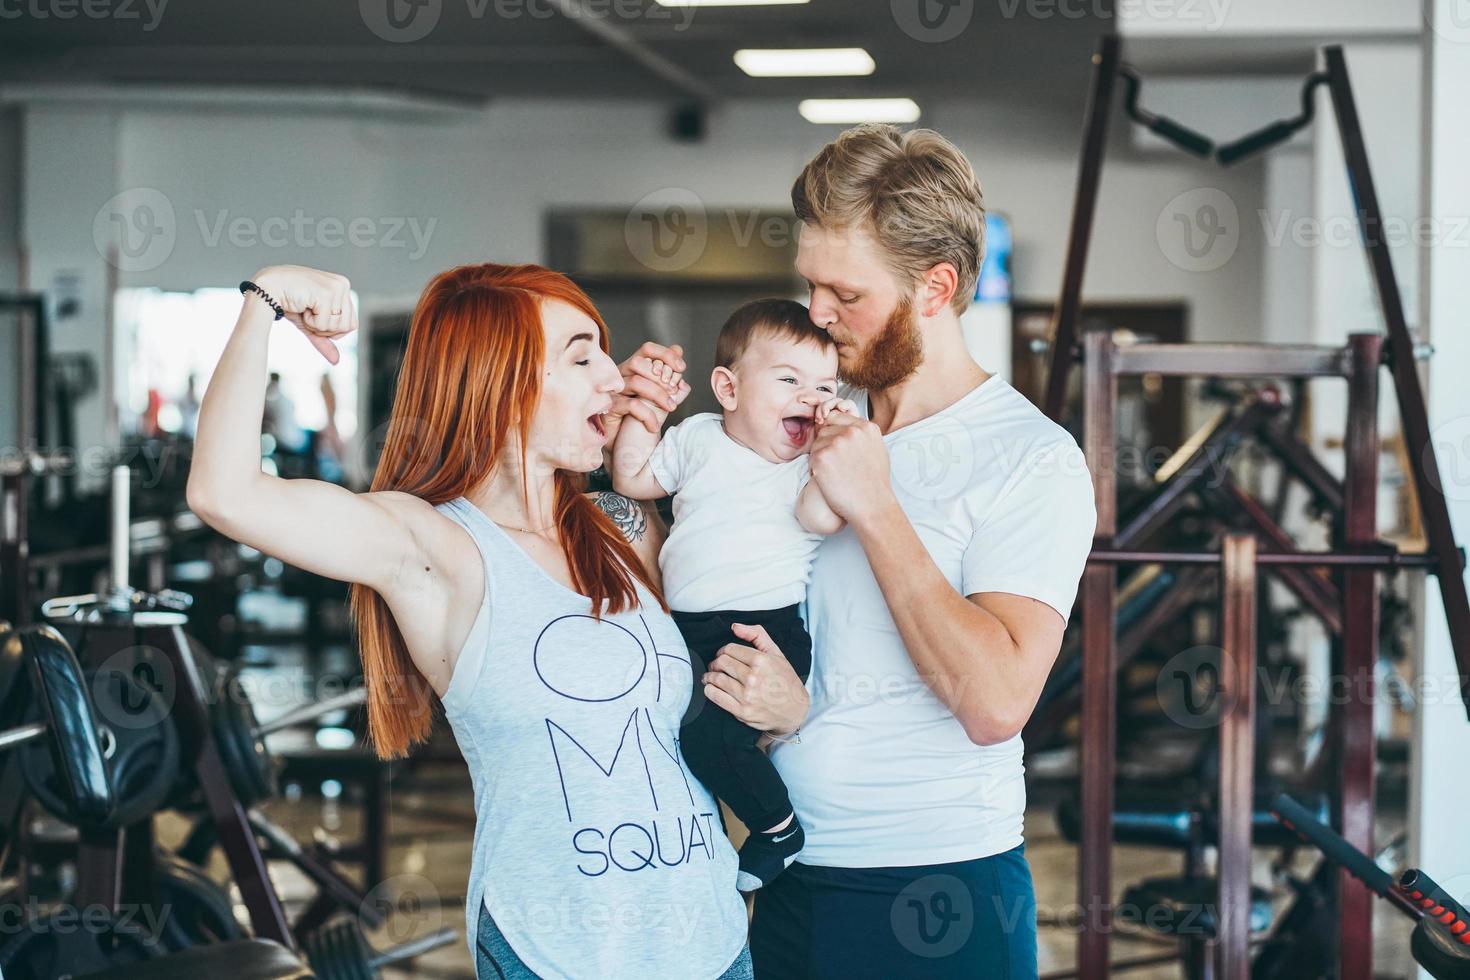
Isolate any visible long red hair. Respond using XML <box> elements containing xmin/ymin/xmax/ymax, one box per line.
<box><xmin>349</xmin><ymin>263</ymin><xmax>667</xmax><ymax>758</ymax></box>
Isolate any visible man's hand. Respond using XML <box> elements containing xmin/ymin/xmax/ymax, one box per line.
<box><xmin>808</xmin><ymin>412</ymin><xmax>895</xmax><ymax>526</ymax></box>
<box><xmin>702</xmin><ymin>623</ymin><xmax>809</xmax><ymax>736</ymax></box>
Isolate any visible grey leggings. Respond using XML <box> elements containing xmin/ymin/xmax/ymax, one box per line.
<box><xmin>475</xmin><ymin>903</ymin><xmax>754</xmax><ymax>980</ymax></box>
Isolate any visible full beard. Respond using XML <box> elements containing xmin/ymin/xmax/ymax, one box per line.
<box><xmin>839</xmin><ymin>295</ymin><xmax>924</xmax><ymax>391</ymax></box>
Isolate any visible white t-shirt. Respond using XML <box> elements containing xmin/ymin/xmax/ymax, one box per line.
<box><xmin>649</xmin><ymin>412</ymin><xmax>825</xmax><ymax>613</ymax></box>
<box><xmin>771</xmin><ymin>375</ymin><xmax>1096</xmax><ymax>867</ymax></box>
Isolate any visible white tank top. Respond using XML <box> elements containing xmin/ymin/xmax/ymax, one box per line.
<box><xmin>434</xmin><ymin>496</ymin><xmax>747</xmax><ymax>979</ymax></box>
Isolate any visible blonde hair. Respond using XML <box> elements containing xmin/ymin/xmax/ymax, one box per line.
<box><xmin>791</xmin><ymin>124</ymin><xmax>985</xmax><ymax>314</ymax></box>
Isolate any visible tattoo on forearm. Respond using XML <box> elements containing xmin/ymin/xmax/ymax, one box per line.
<box><xmin>593</xmin><ymin>491</ymin><xmax>647</xmax><ymax>543</ymax></box>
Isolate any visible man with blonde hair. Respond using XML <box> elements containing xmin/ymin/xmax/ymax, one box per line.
<box><xmin>737</xmin><ymin>124</ymin><xmax>1096</xmax><ymax>977</ymax></box>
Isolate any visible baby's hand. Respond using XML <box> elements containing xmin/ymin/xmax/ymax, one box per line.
<box><xmin>649</xmin><ymin>358</ymin><xmax>690</xmax><ymax>405</ymax></box>
<box><xmin>815</xmin><ymin>396</ymin><xmax>859</xmax><ymax>425</ymax></box>
<box><xmin>632</xmin><ymin>359</ymin><xmax>689</xmax><ymax>435</ymax></box>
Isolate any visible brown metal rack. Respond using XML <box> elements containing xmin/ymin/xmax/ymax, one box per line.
<box><xmin>1042</xmin><ymin>36</ymin><xmax>1470</xmax><ymax>980</ymax></box>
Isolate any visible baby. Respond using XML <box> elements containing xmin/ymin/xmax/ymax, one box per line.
<box><xmin>611</xmin><ymin>298</ymin><xmax>853</xmax><ymax>891</ymax></box>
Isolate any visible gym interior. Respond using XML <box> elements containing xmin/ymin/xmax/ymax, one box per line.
<box><xmin>2</xmin><ymin>3</ymin><xmax>1469</xmax><ymax>979</ymax></box>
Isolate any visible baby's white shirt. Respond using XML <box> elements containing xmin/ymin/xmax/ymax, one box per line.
<box><xmin>648</xmin><ymin>412</ymin><xmax>823</xmax><ymax>613</ymax></box>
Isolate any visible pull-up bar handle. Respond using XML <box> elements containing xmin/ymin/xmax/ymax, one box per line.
<box><xmin>1216</xmin><ymin>72</ymin><xmax>1329</xmax><ymax>166</ymax></box>
<box><xmin>1120</xmin><ymin>66</ymin><xmax>1215</xmax><ymax>158</ymax></box>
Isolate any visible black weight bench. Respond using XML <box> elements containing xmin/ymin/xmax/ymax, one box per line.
<box><xmin>78</xmin><ymin>940</ymin><xmax>313</xmax><ymax>980</ymax></box>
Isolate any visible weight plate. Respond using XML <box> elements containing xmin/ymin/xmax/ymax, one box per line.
<box><xmin>19</xmin><ymin>667</ymin><xmax>180</xmax><ymax>829</ymax></box>
<box><xmin>212</xmin><ymin>664</ymin><xmax>278</xmax><ymax>806</ymax></box>
<box><xmin>0</xmin><ymin>908</ymin><xmax>162</xmax><ymax>979</ymax></box>
<box><xmin>152</xmin><ymin>850</ymin><xmax>244</xmax><ymax>951</ymax></box>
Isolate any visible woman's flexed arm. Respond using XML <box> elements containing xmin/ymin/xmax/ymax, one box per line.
<box><xmin>186</xmin><ymin>266</ymin><xmax>427</xmax><ymax>594</ymax></box>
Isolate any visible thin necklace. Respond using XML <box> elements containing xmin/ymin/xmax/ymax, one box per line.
<box><xmin>496</xmin><ymin>518</ymin><xmax>558</xmax><ymax>535</ymax></box>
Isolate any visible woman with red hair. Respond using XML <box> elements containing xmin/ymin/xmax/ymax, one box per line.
<box><xmin>188</xmin><ymin>262</ymin><xmax>808</xmax><ymax>979</ymax></box>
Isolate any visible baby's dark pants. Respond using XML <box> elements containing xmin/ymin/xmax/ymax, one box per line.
<box><xmin>671</xmin><ymin>603</ymin><xmax>812</xmax><ymax>832</ymax></box>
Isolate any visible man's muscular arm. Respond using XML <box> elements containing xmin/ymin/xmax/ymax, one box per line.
<box><xmin>850</xmin><ymin>497</ymin><xmax>1065</xmax><ymax>745</ymax></box>
<box><xmin>807</xmin><ymin>412</ymin><xmax>1085</xmax><ymax>746</ymax></box>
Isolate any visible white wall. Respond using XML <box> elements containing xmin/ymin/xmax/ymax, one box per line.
<box><xmin>10</xmin><ymin>89</ymin><xmax>1281</xmax><ymax>475</ymax></box>
<box><xmin>1414</xmin><ymin>5</ymin><xmax>1470</xmax><ymax>970</ymax></box>
<box><xmin>1120</xmin><ymin>0</ymin><xmax>1419</xmax><ymax>37</ymax></box>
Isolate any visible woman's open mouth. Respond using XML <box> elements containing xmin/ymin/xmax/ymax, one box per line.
<box><xmin>781</xmin><ymin>416</ymin><xmax>813</xmax><ymax>446</ymax></box>
<box><xmin>587</xmin><ymin>413</ymin><xmax>607</xmax><ymax>440</ymax></box>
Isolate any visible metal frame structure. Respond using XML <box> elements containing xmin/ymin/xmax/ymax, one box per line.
<box><xmin>1</xmin><ymin>295</ymin><xmax>50</xmax><ymax>627</ymax></box>
<box><xmin>1043</xmin><ymin>37</ymin><xmax>1470</xmax><ymax>980</ymax></box>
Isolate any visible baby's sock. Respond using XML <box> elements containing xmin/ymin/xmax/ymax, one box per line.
<box><xmin>735</xmin><ymin>811</ymin><xmax>805</xmax><ymax>892</ymax></box>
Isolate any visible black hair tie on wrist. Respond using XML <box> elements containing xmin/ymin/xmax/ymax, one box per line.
<box><xmin>239</xmin><ymin>280</ymin><xmax>285</xmax><ymax>320</ymax></box>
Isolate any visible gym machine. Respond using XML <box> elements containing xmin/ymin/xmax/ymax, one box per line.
<box><xmin>0</xmin><ymin>467</ymin><xmax>456</xmax><ymax>978</ymax></box>
<box><xmin>1043</xmin><ymin>37</ymin><xmax>1470</xmax><ymax>980</ymax></box>
<box><xmin>1272</xmin><ymin>794</ymin><xmax>1470</xmax><ymax>980</ymax></box>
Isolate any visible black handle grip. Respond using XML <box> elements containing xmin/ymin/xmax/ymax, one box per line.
<box><xmin>1148</xmin><ymin>116</ymin><xmax>1215</xmax><ymax>158</ymax></box>
<box><xmin>1400</xmin><ymin>869</ymin><xmax>1470</xmax><ymax>937</ymax></box>
<box><xmin>1271</xmin><ymin>792</ymin><xmax>1394</xmax><ymax>897</ymax></box>
<box><xmin>1217</xmin><ymin>120</ymin><xmax>1300</xmax><ymax>166</ymax></box>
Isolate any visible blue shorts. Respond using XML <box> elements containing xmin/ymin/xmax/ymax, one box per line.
<box><xmin>749</xmin><ymin>843</ymin><xmax>1038</xmax><ymax>979</ymax></box>
<box><xmin>475</xmin><ymin>902</ymin><xmax>754</xmax><ymax>979</ymax></box>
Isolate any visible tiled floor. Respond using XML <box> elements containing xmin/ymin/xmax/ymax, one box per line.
<box><xmin>154</xmin><ymin>759</ymin><xmax>1415</xmax><ymax>980</ymax></box>
<box><xmin>155</xmin><ymin>613</ymin><xmax>1413</xmax><ymax>979</ymax></box>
